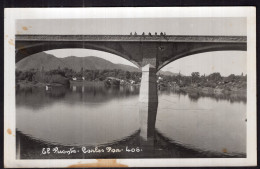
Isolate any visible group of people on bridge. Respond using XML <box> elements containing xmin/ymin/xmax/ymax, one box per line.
<box><xmin>130</xmin><ymin>32</ymin><xmax>167</xmax><ymax>36</ymax></box>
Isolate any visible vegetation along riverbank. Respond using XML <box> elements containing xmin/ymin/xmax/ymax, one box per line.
<box><xmin>16</xmin><ymin>68</ymin><xmax>246</xmax><ymax>97</ymax></box>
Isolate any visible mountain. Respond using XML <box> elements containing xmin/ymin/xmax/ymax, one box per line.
<box><xmin>157</xmin><ymin>70</ymin><xmax>180</xmax><ymax>76</ymax></box>
<box><xmin>16</xmin><ymin>52</ymin><xmax>140</xmax><ymax>72</ymax></box>
<box><xmin>16</xmin><ymin>52</ymin><xmax>179</xmax><ymax>75</ymax></box>
<box><xmin>16</xmin><ymin>52</ymin><xmax>67</xmax><ymax>71</ymax></box>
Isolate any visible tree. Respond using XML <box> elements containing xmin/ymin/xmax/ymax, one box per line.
<box><xmin>23</xmin><ymin>69</ymin><xmax>37</xmax><ymax>81</ymax></box>
<box><xmin>126</xmin><ymin>71</ymin><xmax>131</xmax><ymax>80</ymax></box>
<box><xmin>191</xmin><ymin>72</ymin><xmax>200</xmax><ymax>83</ymax></box>
<box><xmin>208</xmin><ymin>72</ymin><xmax>222</xmax><ymax>82</ymax></box>
<box><xmin>227</xmin><ymin>74</ymin><xmax>236</xmax><ymax>82</ymax></box>
<box><xmin>117</xmin><ymin>70</ymin><xmax>125</xmax><ymax>80</ymax></box>
<box><xmin>80</xmin><ymin>67</ymin><xmax>84</xmax><ymax>76</ymax></box>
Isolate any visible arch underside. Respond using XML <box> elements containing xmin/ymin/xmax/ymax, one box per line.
<box><xmin>16</xmin><ymin>41</ymin><xmax>247</xmax><ymax>71</ymax></box>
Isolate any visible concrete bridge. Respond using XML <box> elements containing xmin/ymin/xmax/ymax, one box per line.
<box><xmin>15</xmin><ymin>34</ymin><xmax>247</xmax><ymax>144</ymax></box>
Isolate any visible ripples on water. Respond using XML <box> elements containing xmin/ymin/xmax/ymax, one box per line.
<box><xmin>16</xmin><ymin>84</ymin><xmax>246</xmax><ymax>159</ymax></box>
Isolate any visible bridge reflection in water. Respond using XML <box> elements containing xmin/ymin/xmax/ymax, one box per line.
<box><xmin>16</xmin><ymin>127</ymin><xmax>245</xmax><ymax>159</ymax></box>
<box><xmin>16</xmin><ymin>85</ymin><xmax>246</xmax><ymax>159</ymax></box>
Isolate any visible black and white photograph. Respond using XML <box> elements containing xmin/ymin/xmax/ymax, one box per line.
<box><xmin>4</xmin><ymin>7</ymin><xmax>256</xmax><ymax>167</ymax></box>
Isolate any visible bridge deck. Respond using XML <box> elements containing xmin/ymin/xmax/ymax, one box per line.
<box><xmin>15</xmin><ymin>34</ymin><xmax>247</xmax><ymax>43</ymax></box>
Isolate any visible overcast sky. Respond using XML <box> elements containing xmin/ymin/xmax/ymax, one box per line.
<box><xmin>16</xmin><ymin>18</ymin><xmax>247</xmax><ymax>76</ymax></box>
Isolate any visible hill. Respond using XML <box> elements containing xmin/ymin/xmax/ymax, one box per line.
<box><xmin>157</xmin><ymin>70</ymin><xmax>180</xmax><ymax>76</ymax></box>
<box><xmin>16</xmin><ymin>52</ymin><xmax>140</xmax><ymax>72</ymax></box>
<box><xmin>16</xmin><ymin>52</ymin><xmax>178</xmax><ymax>76</ymax></box>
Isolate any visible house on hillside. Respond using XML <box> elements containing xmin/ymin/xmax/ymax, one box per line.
<box><xmin>157</xmin><ymin>76</ymin><xmax>163</xmax><ymax>83</ymax></box>
<box><xmin>120</xmin><ymin>79</ymin><xmax>125</xmax><ymax>85</ymax></box>
<box><xmin>129</xmin><ymin>80</ymin><xmax>135</xmax><ymax>84</ymax></box>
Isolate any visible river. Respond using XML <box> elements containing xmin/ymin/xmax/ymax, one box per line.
<box><xmin>16</xmin><ymin>84</ymin><xmax>246</xmax><ymax>159</ymax></box>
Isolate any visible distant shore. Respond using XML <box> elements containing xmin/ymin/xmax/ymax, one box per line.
<box><xmin>16</xmin><ymin>80</ymin><xmax>123</xmax><ymax>89</ymax></box>
<box><xmin>16</xmin><ymin>80</ymin><xmax>65</xmax><ymax>89</ymax></box>
<box><xmin>69</xmin><ymin>80</ymin><xmax>104</xmax><ymax>86</ymax></box>
<box><xmin>177</xmin><ymin>86</ymin><xmax>246</xmax><ymax>96</ymax></box>
<box><xmin>17</xmin><ymin>80</ymin><xmax>246</xmax><ymax>97</ymax></box>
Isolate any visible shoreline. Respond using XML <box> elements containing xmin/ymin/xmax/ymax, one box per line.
<box><xmin>16</xmin><ymin>80</ymin><xmax>66</xmax><ymax>89</ymax></box>
<box><xmin>17</xmin><ymin>80</ymin><xmax>246</xmax><ymax>93</ymax></box>
<box><xmin>16</xmin><ymin>80</ymin><xmax>246</xmax><ymax>97</ymax></box>
<box><xmin>177</xmin><ymin>86</ymin><xmax>246</xmax><ymax>96</ymax></box>
<box><xmin>70</xmin><ymin>80</ymin><xmax>104</xmax><ymax>86</ymax></box>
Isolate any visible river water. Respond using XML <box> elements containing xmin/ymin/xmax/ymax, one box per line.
<box><xmin>16</xmin><ymin>84</ymin><xmax>246</xmax><ymax>159</ymax></box>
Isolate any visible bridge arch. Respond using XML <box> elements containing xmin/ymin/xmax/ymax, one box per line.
<box><xmin>157</xmin><ymin>42</ymin><xmax>247</xmax><ymax>71</ymax></box>
<box><xmin>15</xmin><ymin>41</ymin><xmax>141</xmax><ymax>68</ymax></box>
<box><xmin>16</xmin><ymin>35</ymin><xmax>247</xmax><ymax>71</ymax></box>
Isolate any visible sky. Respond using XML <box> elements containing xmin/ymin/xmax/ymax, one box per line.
<box><xmin>16</xmin><ymin>18</ymin><xmax>247</xmax><ymax>76</ymax></box>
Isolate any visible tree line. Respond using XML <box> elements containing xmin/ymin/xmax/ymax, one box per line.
<box><xmin>159</xmin><ymin>72</ymin><xmax>246</xmax><ymax>89</ymax></box>
<box><xmin>15</xmin><ymin>68</ymin><xmax>142</xmax><ymax>83</ymax></box>
<box><xmin>16</xmin><ymin>68</ymin><xmax>246</xmax><ymax>89</ymax></box>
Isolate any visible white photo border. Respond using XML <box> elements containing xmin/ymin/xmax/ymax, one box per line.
<box><xmin>4</xmin><ymin>7</ymin><xmax>256</xmax><ymax>167</ymax></box>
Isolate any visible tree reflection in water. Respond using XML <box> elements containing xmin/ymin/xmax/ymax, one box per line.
<box><xmin>16</xmin><ymin>84</ymin><xmax>140</xmax><ymax>109</ymax></box>
<box><xmin>158</xmin><ymin>87</ymin><xmax>246</xmax><ymax>104</ymax></box>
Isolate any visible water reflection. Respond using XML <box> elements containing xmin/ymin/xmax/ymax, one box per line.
<box><xmin>157</xmin><ymin>89</ymin><xmax>246</xmax><ymax>156</ymax></box>
<box><xmin>16</xmin><ymin>85</ymin><xmax>140</xmax><ymax>110</ymax></box>
<box><xmin>16</xmin><ymin>84</ymin><xmax>246</xmax><ymax>159</ymax></box>
<box><xmin>159</xmin><ymin>87</ymin><xmax>247</xmax><ymax>104</ymax></box>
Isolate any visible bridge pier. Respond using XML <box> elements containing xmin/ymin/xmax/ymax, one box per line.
<box><xmin>139</xmin><ymin>64</ymin><xmax>158</xmax><ymax>145</ymax></box>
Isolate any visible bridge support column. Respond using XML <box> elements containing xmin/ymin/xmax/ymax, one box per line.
<box><xmin>139</xmin><ymin>64</ymin><xmax>158</xmax><ymax>144</ymax></box>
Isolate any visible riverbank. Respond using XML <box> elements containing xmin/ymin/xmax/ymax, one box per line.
<box><xmin>70</xmin><ymin>80</ymin><xmax>140</xmax><ymax>87</ymax></box>
<box><xmin>17</xmin><ymin>80</ymin><xmax>246</xmax><ymax>98</ymax></box>
<box><xmin>16</xmin><ymin>80</ymin><xmax>65</xmax><ymax>89</ymax></box>
<box><xmin>178</xmin><ymin>86</ymin><xmax>246</xmax><ymax>96</ymax></box>
<box><xmin>70</xmin><ymin>80</ymin><xmax>104</xmax><ymax>86</ymax></box>
<box><xmin>16</xmin><ymin>79</ymin><xmax>139</xmax><ymax>90</ymax></box>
